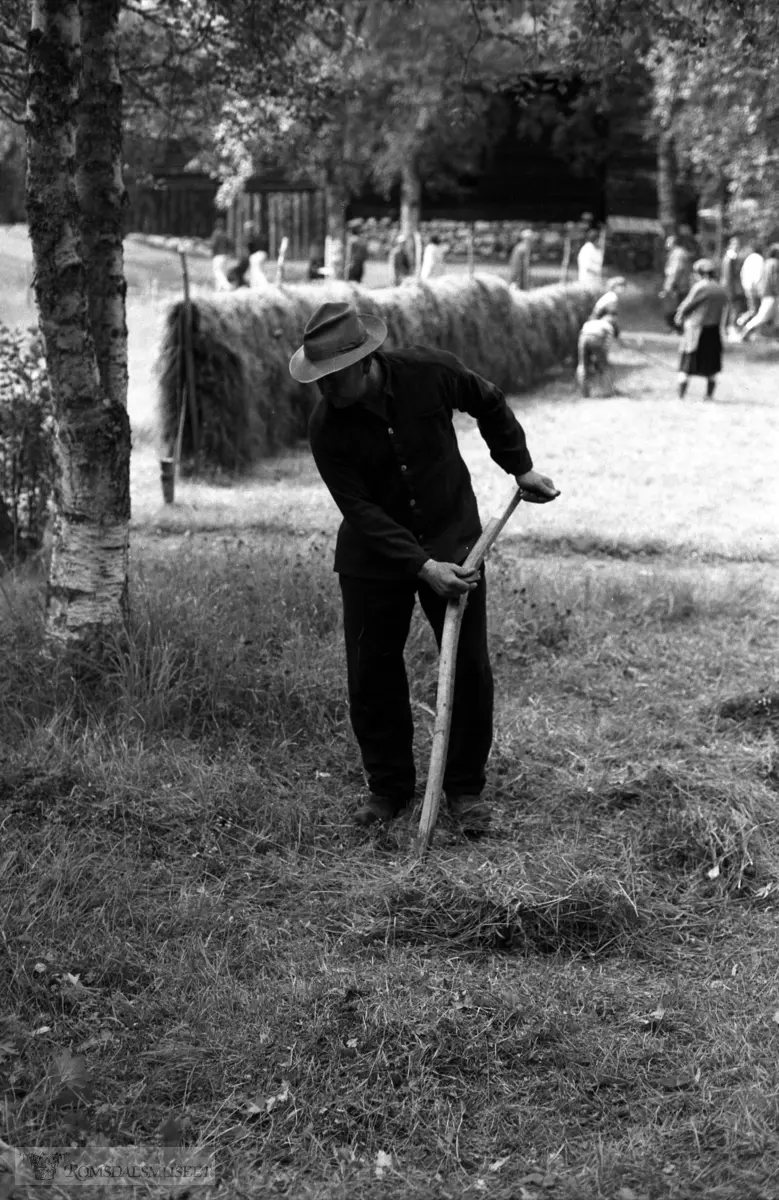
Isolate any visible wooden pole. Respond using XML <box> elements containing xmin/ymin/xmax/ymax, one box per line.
<box><xmin>468</xmin><ymin>222</ymin><xmax>475</xmax><ymax>277</ymax></box>
<box><xmin>715</xmin><ymin>182</ymin><xmax>726</xmax><ymax>262</ymax></box>
<box><xmin>561</xmin><ymin>226</ymin><xmax>572</xmax><ymax>284</ymax></box>
<box><xmin>174</xmin><ymin>313</ymin><xmax>187</xmax><ymax>470</ymax></box>
<box><xmin>413</xmin><ymin>486</ymin><xmax>524</xmax><ymax>860</ymax></box>
<box><xmin>413</xmin><ymin>230</ymin><xmax>423</xmax><ymax>280</ymax></box>
<box><xmin>178</xmin><ymin>246</ymin><xmax>199</xmax><ymax>461</ymax></box>
<box><xmin>275</xmin><ymin>235</ymin><xmax>289</xmax><ymax>286</ymax></box>
<box><xmin>598</xmin><ymin>224</ymin><xmax>608</xmax><ymax>286</ymax></box>
<box><xmin>269</xmin><ymin>194</ymin><xmax>277</xmax><ymax>258</ymax></box>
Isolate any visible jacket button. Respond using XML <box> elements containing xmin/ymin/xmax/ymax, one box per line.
<box><xmin>388</xmin><ymin>427</ymin><xmax>394</xmax><ymax>435</ymax></box>
<box><xmin>409</xmin><ymin>499</ymin><xmax>416</xmax><ymax>507</ymax></box>
<box><xmin>400</xmin><ymin>464</ymin><xmax>408</xmax><ymax>472</ymax></box>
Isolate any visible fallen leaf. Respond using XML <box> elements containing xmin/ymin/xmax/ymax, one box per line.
<box><xmin>265</xmin><ymin>1081</ymin><xmax>290</xmax><ymax>1114</ymax></box>
<box><xmin>76</xmin><ymin>1031</ymin><xmax>113</xmax><ymax>1053</ymax></box>
<box><xmin>707</xmin><ymin>863</ymin><xmax>720</xmax><ymax>879</ymax></box>
<box><xmin>374</xmin><ymin>1149</ymin><xmax>393</xmax><ymax>1179</ymax></box>
<box><xmin>655</xmin><ymin>1075</ymin><xmax>689</xmax><ymax>1091</ymax></box>
<box><xmin>772</xmin><ymin>1011</ymin><xmax>779</xmax><ymax>1025</ymax></box>
<box><xmin>31</xmin><ymin>1026</ymin><xmax>51</xmax><ymax>1036</ymax></box>
<box><xmin>489</xmin><ymin>1156</ymin><xmax>510</xmax><ymax>1172</ymax></box>
<box><xmin>159</xmin><ymin>1114</ymin><xmax>184</xmax><ymax>1145</ymax></box>
<box><xmin>51</xmin><ymin>1049</ymin><xmax>93</xmax><ymax>1106</ymax></box>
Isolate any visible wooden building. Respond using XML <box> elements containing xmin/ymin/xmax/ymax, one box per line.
<box><xmin>124</xmin><ymin>78</ymin><xmax>684</xmax><ymax>249</ymax></box>
<box><xmin>126</xmin><ymin>171</ymin><xmax>219</xmax><ymax>238</ymax></box>
<box><xmin>224</xmin><ymin>173</ymin><xmax>325</xmax><ymax>261</ymax></box>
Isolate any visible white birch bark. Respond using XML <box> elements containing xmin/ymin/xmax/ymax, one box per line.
<box><xmin>324</xmin><ymin>168</ymin><xmax>347</xmax><ymax>281</ymax></box>
<box><xmin>26</xmin><ymin>0</ymin><xmax>130</xmax><ymax>651</ymax></box>
<box><xmin>400</xmin><ymin>160</ymin><xmax>421</xmax><ymax>240</ymax></box>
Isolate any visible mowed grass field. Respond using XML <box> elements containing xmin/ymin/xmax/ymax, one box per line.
<box><xmin>1</xmin><ymin>227</ymin><xmax>779</xmax><ymax>1200</ymax></box>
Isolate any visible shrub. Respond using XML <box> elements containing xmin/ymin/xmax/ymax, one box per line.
<box><xmin>0</xmin><ymin>322</ymin><xmax>54</xmax><ymax>563</ymax></box>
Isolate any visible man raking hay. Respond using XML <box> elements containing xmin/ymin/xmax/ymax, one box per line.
<box><xmin>289</xmin><ymin>301</ymin><xmax>560</xmax><ymax>832</ymax></box>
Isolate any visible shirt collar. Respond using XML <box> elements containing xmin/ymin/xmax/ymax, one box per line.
<box><xmin>374</xmin><ymin>350</ymin><xmax>395</xmax><ymax>401</ymax></box>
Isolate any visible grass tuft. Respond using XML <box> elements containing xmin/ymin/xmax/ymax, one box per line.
<box><xmin>359</xmin><ymin>850</ymin><xmax>642</xmax><ymax>954</ymax></box>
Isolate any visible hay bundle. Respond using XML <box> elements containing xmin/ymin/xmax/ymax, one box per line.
<box><xmin>156</xmin><ymin>276</ymin><xmax>596</xmax><ymax>472</ymax></box>
<box><xmin>358</xmin><ymin>851</ymin><xmax>642</xmax><ymax>956</ymax></box>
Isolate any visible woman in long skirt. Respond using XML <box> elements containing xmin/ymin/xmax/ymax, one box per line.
<box><xmin>674</xmin><ymin>259</ymin><xmax>728</xmax><ymax>400</ymax></box>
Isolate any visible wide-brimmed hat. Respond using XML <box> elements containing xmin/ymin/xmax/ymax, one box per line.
<box><xmin>289</xmin><ymin>301</ymin><xmax>388</xmax><ymax>383</ymax></box>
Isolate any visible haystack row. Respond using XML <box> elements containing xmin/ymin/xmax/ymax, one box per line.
<box><xmin>156</xmin><ymin>276</ymin><xmax>597</xmax><ymax>473</ymax></box>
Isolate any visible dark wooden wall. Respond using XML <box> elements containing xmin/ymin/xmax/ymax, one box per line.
<box><xmin>126</xmin><ymin>173</ymin><xmax>219</xmax><ymax>238</ymax></box>
<box><xmin>125</xmin><ymin>81</ymin><xmax>665</xmax><ymax>245</ymax></box>
<box><xmin>225</xmin><ymin>188</ymin><xmax>326</xmax><ymax>260</ymax></box>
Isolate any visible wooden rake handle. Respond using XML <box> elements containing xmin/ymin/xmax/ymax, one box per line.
<box><xmin>413</xmin><ymin>486</ymin><xmax>524</xmax><ymax>859</ymax></box>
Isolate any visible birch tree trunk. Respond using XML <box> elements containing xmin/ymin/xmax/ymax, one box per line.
<box><xmin>26</xmin><ymin>0</ymin><xmax>130</xmax><ymax>651</ymax></box>
<box><xmin>323</xmin><ymin>168</ymin><xmax>347</xmax><ymax>281</ymax></box>
<box><xmin>657</xmin><ymin>129</ymin><xmax>679</xmax><ymax>235</ymax></box>
<box><xmin>400</xmin><ymin>159</ymin><xmax>421</xmax><ymax>240</ymax></box>
<box><xmin>77</xmin><ymin>0</ymin><xmax>128</xmax><ymax>408</ymax></box>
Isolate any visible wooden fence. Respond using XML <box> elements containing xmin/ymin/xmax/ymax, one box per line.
<box><xmin>127</xmin><ymin>174</ymin><xmax>219</xmax><ymax>239</ymax></box>
<box><xmin>226</xmin><ymin>189</ymin><xmax>326</xmax><ymax>261</ymax></box>
<box><xmin>126</xmin><ymin>173</ymin><xmax>326</xmax><ymax>261</ymax></box>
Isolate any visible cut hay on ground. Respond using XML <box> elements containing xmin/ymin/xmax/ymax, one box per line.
<box><xmin>156</xmin><ymin>277</ymin><xmax>596</xmax><ymax>472</ymax></box>
<box><xmin>336</xmin><ymin>849</ymin><xmax>643</xmax><ymax>956</ymax></box>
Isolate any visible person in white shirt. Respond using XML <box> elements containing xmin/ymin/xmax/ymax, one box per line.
<box><xmin>577</xmin><ymin>229</ymin><xmax>603</xmax><ymax>290</ymax></box>
<box><xmin>419</xmin><ymin>235</ymin><xmax>446</xmax><ymax>281</ymax></box>
<box><xmin>740</xmin><ymin>245</ymin><xmax>779</xmax><ymax>341</ymax></box>
<box><xmin>738</xmin><ymin>248</ymin><xmax>765</xmax><ymax>326</ymax></box>
<box><xmin>591</xmin><ymin>276</ymin><xmax>626</xmax><ymax>326</ymax></box>
<box><xmin>576</xmin><ymin>314</ymin><xmax>618</xmax><ymax>396</ymax></box>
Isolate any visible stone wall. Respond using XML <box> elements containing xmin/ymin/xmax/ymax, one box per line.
<box><xmin>350</xmin><ymin>216</ymin><xmax>664</xmax><ymax>275</ymax></box>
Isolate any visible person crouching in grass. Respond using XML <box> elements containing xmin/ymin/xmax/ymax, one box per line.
<box><xmin>289</xmin><ymin>301</ymin><xmax>560</xmax><ymax>832</ymax></box>
<box><xmin>575</xmin><ymin>278</ymin><xmax>626</xmax><ymax>396</ymax></box>
<box><xmin>590</xmin><ymin>277</ymin><xmax>626</xmax><ymax>331</ymax></box>
<box><xmin>674</xmin><ymin>259</ymin><xmax>728</xmax><ymax>400</ymax></box>
<box><xmin>576</xmin><ymin>315</ymin><xmax>618</xmax><ymax>396</ymax></box>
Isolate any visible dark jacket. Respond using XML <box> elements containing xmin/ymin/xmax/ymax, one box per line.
<box><xmin>675</xmin><ymin>280</ymin><xmax>728</xmax><ymax>353</ymax></box>
<box><xmin>308</xmin><ymin>347</ymin><xmax>533</xmax><ymax>579</ymax></box>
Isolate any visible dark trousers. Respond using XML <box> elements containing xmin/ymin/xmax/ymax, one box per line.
<box><xmin>339</xmin><ymin>572</ymin><xmax>494</xmax><ymax>808</ymax></box>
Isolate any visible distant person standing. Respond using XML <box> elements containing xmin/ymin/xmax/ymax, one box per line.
<box><xmin>508</xmin><ymin>228</ymin><xmax>535</xmax><ymax>291</ymax></box>
<box><xmin>740</xmin><ymin>244</ymin><xmax>779</xmax><ymax>341</ymax></box>
<box><xmin>674</xmin><ymin>258</ymin><xmax>728</xmax><ymax>400</ymax></box>
<box><xmin>347</xmin><ymin>233</ymin><xmax>369</xmax><ymax>283</ymax></box>
<box><xmin>210</xmin><ymin>215</ymin><xmax>234</xmax><ymax>291</ymax></box>
<box><xmin>738</xmin><ymin>246</ymin><xmax>764</xmax><ymax>325</ymax></box>
<box><xmin>308</xmin><ymin>242</ymin><xmax>326</xmax><ymax>281</ymax></box>
<box><xmin>660</xmin><ymin>236</ymin><xmax>693</xmax><ymax>329</ymax></box>
<box><xmin>720</xmin><ymin>236</ymin><xmax>745</xmax><ymax>334</ymax></box>
<box><xmin>243</xmin><ymin>221</ymin><xmax>271</xmax><ymax>290</ymax></box>
<box><xmin>419</xmin><ymin>235</ymin><xmax>446</xmax><ymax>281</ymax></box>
<box><xmin>577</xmin><ymin>229</ymin><xmax>603</xmax><ymax>290</ymax></box>
<box><xmin>389</xmin><ymin>233</ymin><xmax>413</xmax><ymax>286</ymax></box>
<box><xmin>677</xmin><ymin>223</ymin><xmax>701</xmax><ymax>259</ymax></box>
